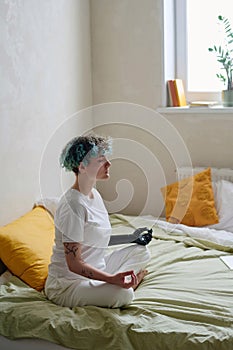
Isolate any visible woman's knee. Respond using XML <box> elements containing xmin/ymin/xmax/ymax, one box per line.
<box><xmin>134</xmin><ymin>244</ymin><xmax>151</xmax><ymax>260</ymax></box>
<box><xmin>111</xmin><ymin>287</ymin><xmax>134</xmax><ymax>308</ymax></box>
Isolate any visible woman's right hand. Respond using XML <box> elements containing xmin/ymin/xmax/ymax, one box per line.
<box><xmin>132</xmin><ymin>227</ymin><xmax>153</xmax><ymax>245</ymax></box>
<box><xmin>107</xmin><ymin>270</ymin><xmax>138</xmax><ymax>289</ymax></box>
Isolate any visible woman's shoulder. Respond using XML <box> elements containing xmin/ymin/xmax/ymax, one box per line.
<box><xmin>56</xmin><ymin>188</ymin><xmax>103</xmax><ymax>214</ymax></box>
<box><xmin>56</xmin><ymin>189</ymin><xmax>86</xmax><ymax>216</ymax></box>
<box><xmin>54</xmin><ymin>190</ymin><xmax>88</xmax><ymax>231</ymax></box>
<box><xmin>59</xmin><ymin>188</ymin><xmax>84</xmax><ymax>203</ymax></box>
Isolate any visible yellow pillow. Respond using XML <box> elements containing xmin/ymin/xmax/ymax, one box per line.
<box><xmin>161</xmin><ymin>168</ymin><xmax>219</xmax><ymax>226</ymax></box>
<box><xmin>0</xmin><ymin>206</ymin><xmax>55</xmax><ymax>291</ymax></box>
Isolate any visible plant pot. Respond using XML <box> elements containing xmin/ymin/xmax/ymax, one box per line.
<box><xmin>222</xmin><ymin>90</ymin><xmax>233</xmax><ymax>107</ymax></box>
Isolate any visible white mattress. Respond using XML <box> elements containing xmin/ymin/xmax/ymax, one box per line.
<box><xmin>0</xmin><ymin>335</ymin><xmax>70</xmax><ymax>350</ymax></box>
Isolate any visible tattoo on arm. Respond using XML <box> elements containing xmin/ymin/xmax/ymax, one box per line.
<box><xmin>81</xmin><ymin>268</ymin><xmax>94</xmax><ymax>279</ymax></box>
<box><xmin>64</xmin><ymin>243</ymin><xmax>79</xmax><ymax>257</ymax></box>
<box><xmin>64</xmin><ymin>243</ymin><xmax>94</xmax><ymax>279</ymax></box>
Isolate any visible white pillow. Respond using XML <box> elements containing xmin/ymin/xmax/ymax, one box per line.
<box><xmin>33</xmin><ymin>197</ymin><xmax>60</xmax><ymax>217</ymax></box>
<box><xmin>176</xmin><ymin>167</ymin><xmax>233</xmax><ymax>183</ymax></box>
<box><xmin>209</xmin><ymin>180</ymin><xmax>233</xmax><ymax>232</ymax></box>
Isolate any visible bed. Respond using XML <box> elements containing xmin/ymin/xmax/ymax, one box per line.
<box><xmin>1</xmin><ymin>167</ymin><xmax>233</xmax><ymax>350</ymax></box>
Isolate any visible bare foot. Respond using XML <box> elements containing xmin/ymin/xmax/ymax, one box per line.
<box><xmin>132</xmin><ymin>269</ymin><xmax>148</xmax><ymax>290</ymax></box>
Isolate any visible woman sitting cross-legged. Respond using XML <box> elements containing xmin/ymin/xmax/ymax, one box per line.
<box><xmin>45</xmin><ymin>134</ymin><xmax>152</xmax><ymax>308</ymax></box>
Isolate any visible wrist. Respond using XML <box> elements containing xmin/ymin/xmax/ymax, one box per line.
<box><xmin>105</xmin><ymin>274</ymin><xmax>113</xmax><ymax>284</ymax></box>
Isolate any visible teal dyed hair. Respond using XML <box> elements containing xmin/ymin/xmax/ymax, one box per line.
<box><xmin>60</xmin><ymin>134</ymin><xmax>112</xmax><ymax>173</ymax></box>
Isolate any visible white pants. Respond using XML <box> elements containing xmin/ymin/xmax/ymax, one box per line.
<box><xmin>45</xmin><ymin>244</ymin><xmax>151</xmax><ymax>308</ymax></box>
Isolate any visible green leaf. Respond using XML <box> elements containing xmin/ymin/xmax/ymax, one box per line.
<box><xmin>209</xmin><ymin>15</ymin><xmax>233</xmax><ymax>89</ymax></box>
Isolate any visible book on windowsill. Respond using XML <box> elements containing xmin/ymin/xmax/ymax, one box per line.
<box><xmin>189</xmin><ymin>101</ymin><xmax>219</xmax><ymax>108</ymax></box>
<box><xmin>167</xmin><ymin>80</ymin><xmax>179</xmax><ymax>107</ymax></box>
<box><xmin>174</xmin><ymin>79</ymin><xmax>187</xmax><ymax>106</ymax></box>
<box><xmin>167</xmin><ymin>79</ymin><xmax>187</xmax><ymax>107</ymax></box>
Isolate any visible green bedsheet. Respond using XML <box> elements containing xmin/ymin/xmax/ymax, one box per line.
<box><xmin>1</xmin><ymin>214</ymin><xmax>233</xmax><ymax>350</ymax></box>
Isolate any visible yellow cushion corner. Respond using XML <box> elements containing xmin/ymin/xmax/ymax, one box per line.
<box><xmin>0</xmin><ymin>206</ymin><xmax>55</xmax><ymax>291</ymax></box>
<box><xmin>161</xmin><ymin>167</ymin><xmax>219</xmax><ymax>227</ymax></box>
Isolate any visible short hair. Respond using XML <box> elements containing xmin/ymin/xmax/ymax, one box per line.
<box><xmin>59</xmin><ymin>134</ymin><xmax>112</xmax><ymax>173</ymax></box>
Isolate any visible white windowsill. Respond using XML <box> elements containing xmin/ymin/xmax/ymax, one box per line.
<box><xmin>157</xmin><ymin>106</ymin><xmax>233</xmax><ymax>114</ymax></box>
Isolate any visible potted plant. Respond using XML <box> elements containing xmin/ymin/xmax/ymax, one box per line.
<box><xmin>208</xmin><ymin>15</ymin><xmax>233</xmax><ymax>106</ymax></box>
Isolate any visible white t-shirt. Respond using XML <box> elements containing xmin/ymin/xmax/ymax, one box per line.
<box><xmin>48</xmin><ymin>188</ymin><xmax>112</xmax><ymax>280</ymax></box>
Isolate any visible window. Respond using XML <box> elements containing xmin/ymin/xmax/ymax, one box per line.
<box><xmin>175</xmin><ymin>0</ymin><xmax>233</xmax><ymax>103</ymax></box>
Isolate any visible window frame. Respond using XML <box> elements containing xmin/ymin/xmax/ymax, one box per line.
<box><xmin>174</xmin><ymin>0</ymin><xmax>222</xmax><ymax>103</ymax></box>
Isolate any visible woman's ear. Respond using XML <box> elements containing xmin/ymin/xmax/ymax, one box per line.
<box><xmin>78</xmin><ymin>162</ymin><xmax>86</xmax><ymax>173</ymax></box>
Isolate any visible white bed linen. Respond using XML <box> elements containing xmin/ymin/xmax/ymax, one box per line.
<box><xmin>155</xmin><ymin>219</ymin><xmax>233</xmax><ymax>248</ymax></box>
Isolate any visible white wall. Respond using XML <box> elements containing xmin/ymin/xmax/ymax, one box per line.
<box><xmin>0</xmin><ymin>0</ymin><xmax>93</xmax><ymax>225</ymax></box>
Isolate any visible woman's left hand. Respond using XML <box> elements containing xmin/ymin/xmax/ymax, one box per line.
<box><xmin>107</xmin><ymin>270</ymin><xmax>138</xmax><ymax>289</ymax></box>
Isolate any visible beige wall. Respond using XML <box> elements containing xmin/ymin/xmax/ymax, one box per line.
<box><xmin>90</xmin><ymin>0</ymin><xmax>233</xmax><ymax>217</ymax></box>
<box><xmin>0</xmin><ymin>0</ymin><xmax>93</xmax><ymax>225</ymax></box>
<box><xmin>92</xmin><ymin>103</ymin><xmax>180</xmax><ymax>218</ymax></box>
<box><xmin>163</xmin><ymin>112</ymin><xmax>233</xmax><ymax>170</ymax></box>
<box><xmin>93</xmin><ymin>105</ymin><xmax>233</xmax><ymax>218</ymax></box>
<box><xmin>90</xmin><ymin>0</ymin><xmax>166</xmax><ymax>217</ymax></box>
<box><xmin>90</xmin><ymin>0</ymin><xmax>163</xmax><ymax>109</ymax></box>
<box><xmin>1</xmin><ymin>0</ymin><xmax>233</xmax><ymax>223</ymax></box>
